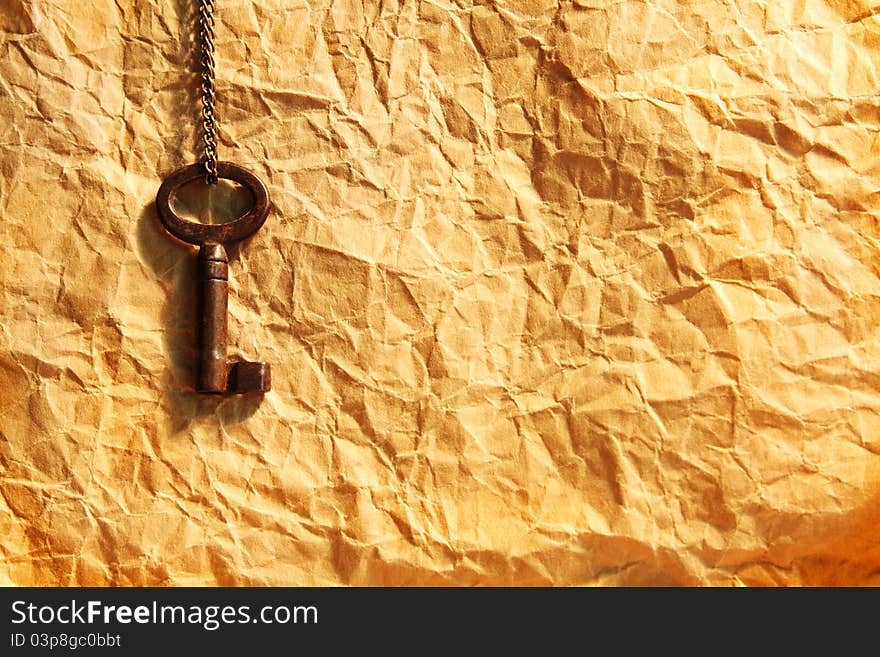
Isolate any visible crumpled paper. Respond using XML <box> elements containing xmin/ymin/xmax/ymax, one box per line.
<box><xmin>2</xmin><ymin>0</ymin><xmax>880</xmax><ymax>586</ymax></box>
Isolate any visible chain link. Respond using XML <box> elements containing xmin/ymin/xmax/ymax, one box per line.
<box><xmin>198</xmin><ymin>0</ymin><xmax>219</xmax><ymax>185</ymax></box>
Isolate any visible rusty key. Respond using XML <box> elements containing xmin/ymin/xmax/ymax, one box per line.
<box><xmin>156</xmin><ymin>161</ymin><xmax>271</xmax><ymax>394</ymax></box>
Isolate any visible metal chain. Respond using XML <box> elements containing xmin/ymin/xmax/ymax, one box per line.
<box><xmin>198</xmin><ymin>0</ymin><xmax>219</xmax><ymax>185</ymax></box>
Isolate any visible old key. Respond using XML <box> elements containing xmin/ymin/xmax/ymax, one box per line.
<box><xmin>156</xmin><ymin>162</ymin><xmax>271</xmax><ymax>394</ymax></box>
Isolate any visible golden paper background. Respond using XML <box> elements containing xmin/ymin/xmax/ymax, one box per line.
<box><xmin>2</xmin><ymin>0</ymin><xmax>880</xmax><ymax>586</ymax></box>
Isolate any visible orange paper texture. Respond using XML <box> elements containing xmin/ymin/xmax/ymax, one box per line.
<box><xmin>2</xmin><ymin>0</ymin><xmax>880</xmax><ymax>586</ymax></box>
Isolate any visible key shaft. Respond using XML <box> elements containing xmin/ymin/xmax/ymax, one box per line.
<box><xmin>198</xmin><ymin>243</ymin><xmax>230</xmax><ymax>392</ymax></box>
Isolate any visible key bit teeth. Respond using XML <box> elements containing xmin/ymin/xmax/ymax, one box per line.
<box><xmin>227</xmin><ymin>361</ymin><xmax>271</xmax><ymax>394</ymax></box>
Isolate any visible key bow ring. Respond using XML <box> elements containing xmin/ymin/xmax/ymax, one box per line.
<box><xmin>156</xmin><ymin>162</ymin><xmax>269</xmax><ymax>245</ymax></box>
